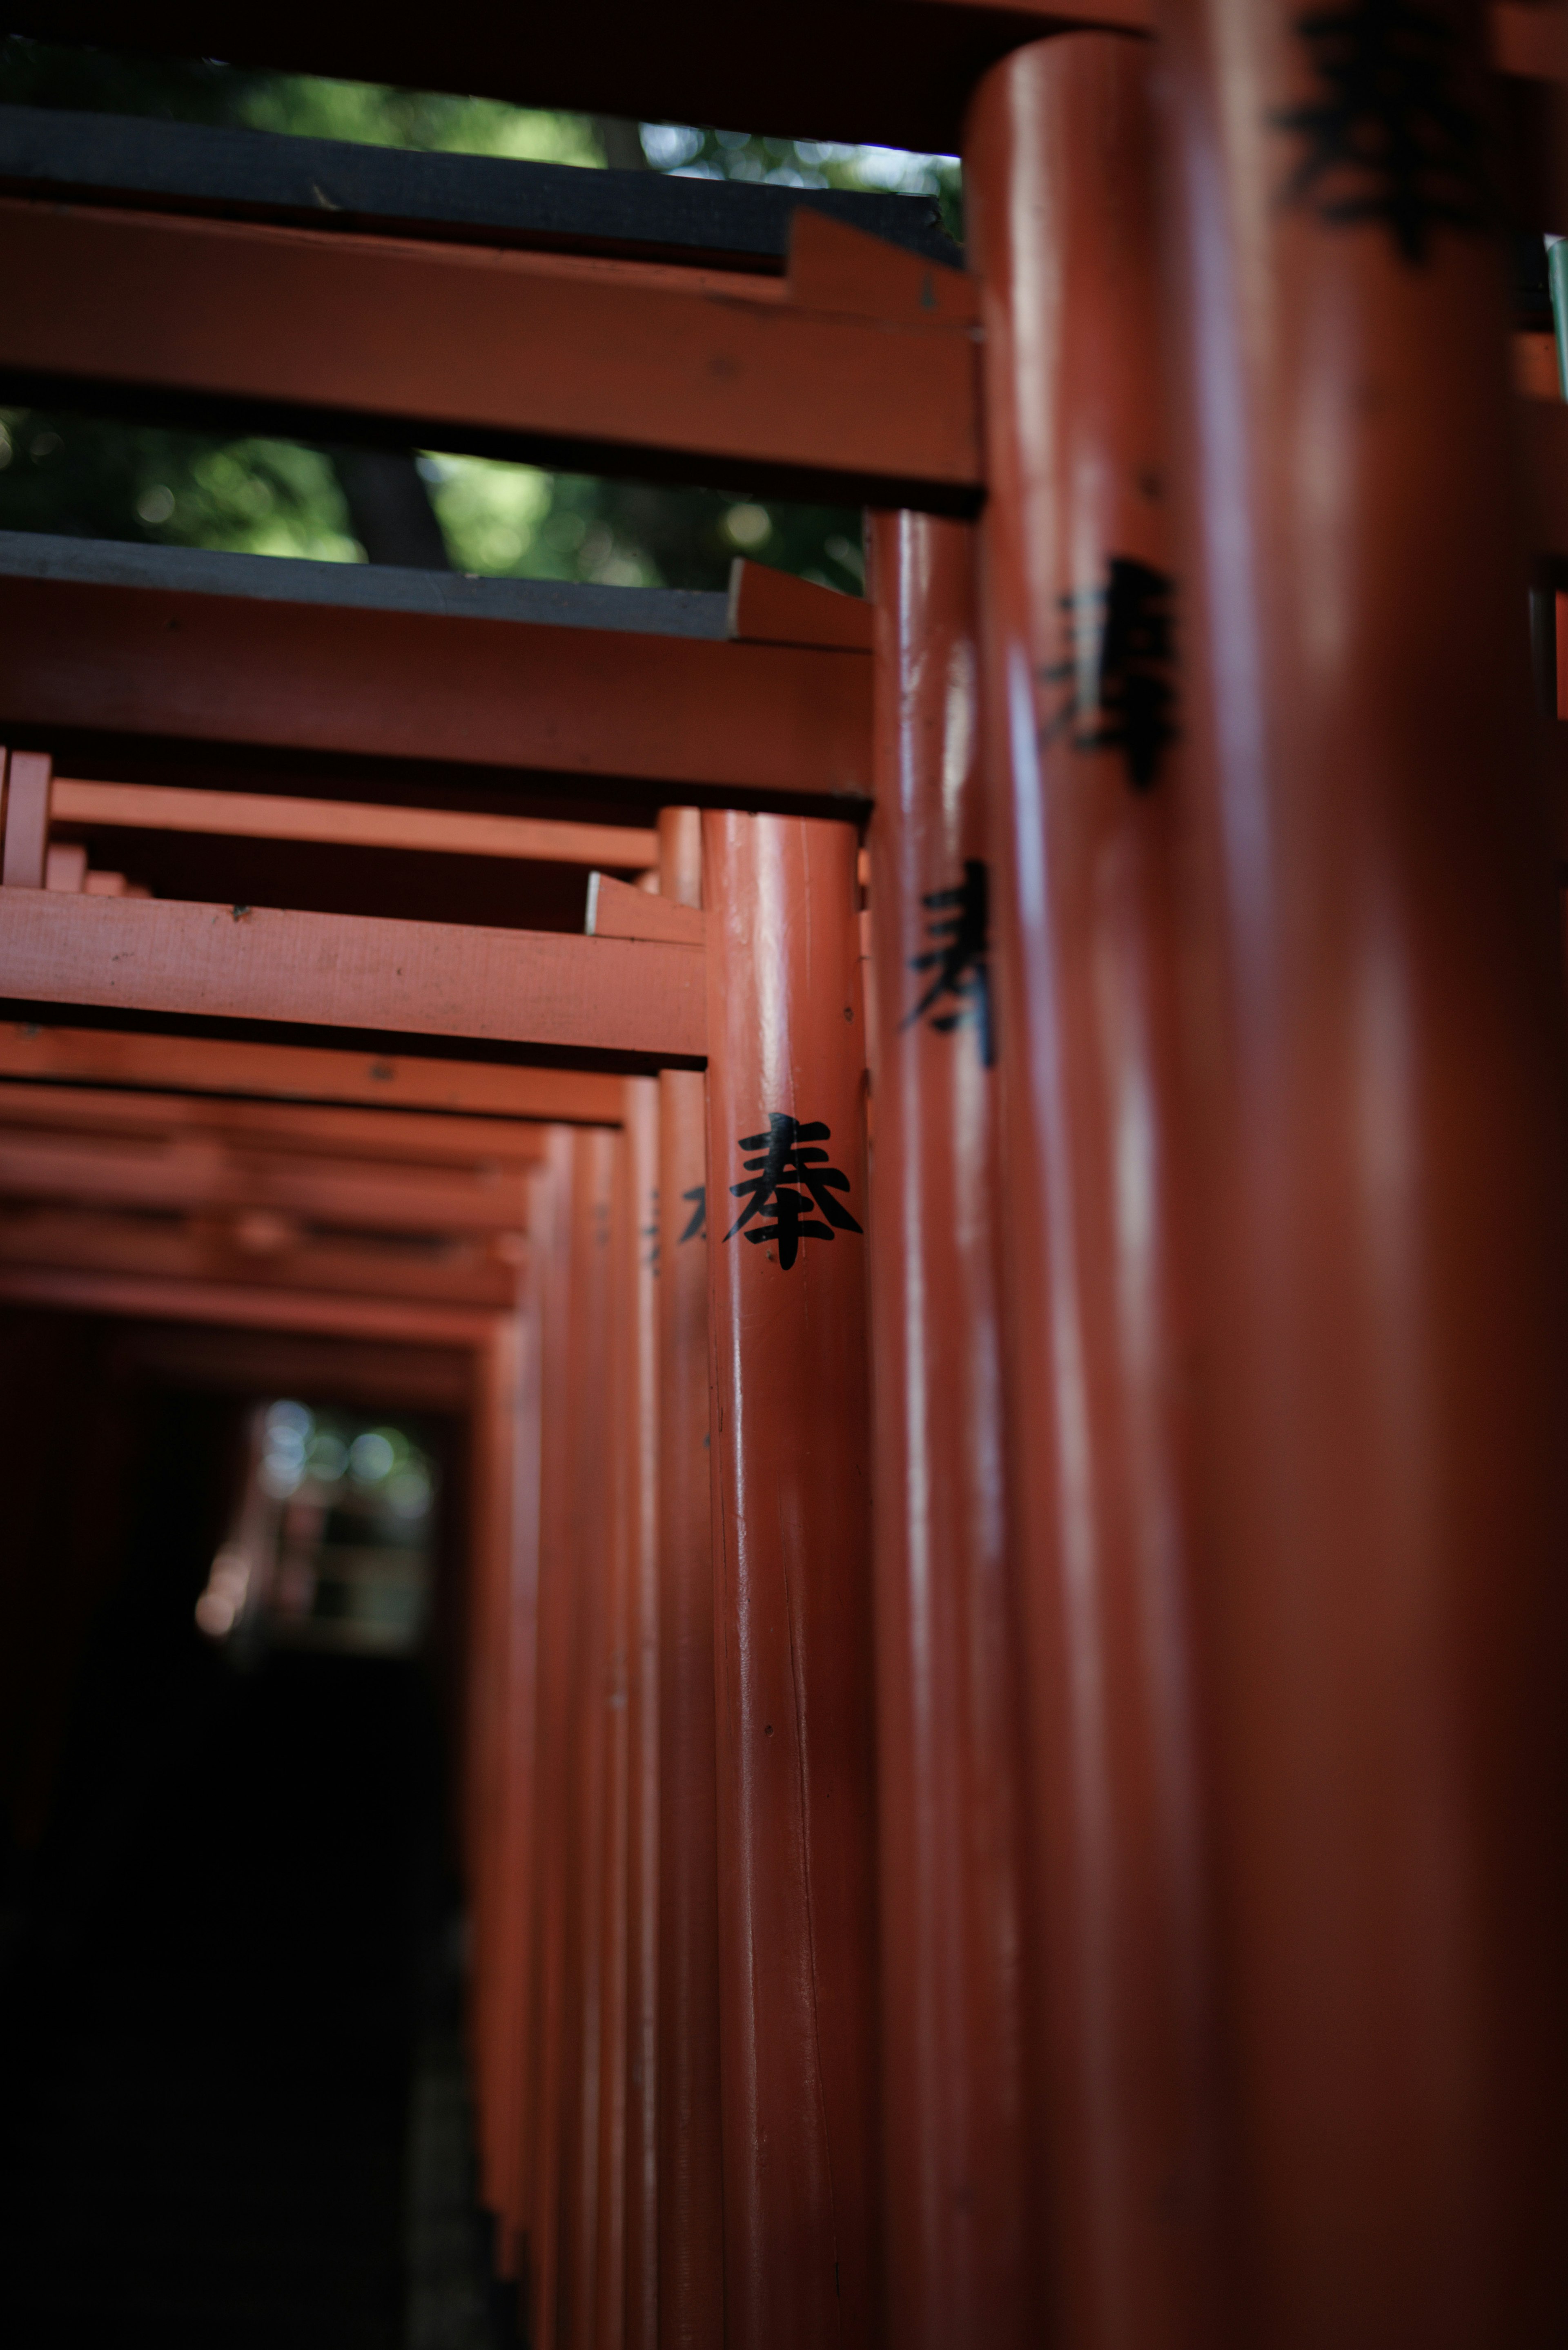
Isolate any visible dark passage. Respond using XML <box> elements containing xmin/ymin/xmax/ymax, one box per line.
<box><xmin>0</xmin><ymin>1380</ymin><xmax>497</xmax><ymax>2349</ymax></box>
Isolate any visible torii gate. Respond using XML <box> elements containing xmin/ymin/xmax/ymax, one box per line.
<box><xmin>1</xmin><ymin>7</ymin><xmax>1568</xmax><ymax>2350</ymax></box>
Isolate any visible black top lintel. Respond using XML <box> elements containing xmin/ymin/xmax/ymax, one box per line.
<box><xmin>0</xmin><ymin>100</ymin><xmax>962</xmax><ymax>272</ymax></box>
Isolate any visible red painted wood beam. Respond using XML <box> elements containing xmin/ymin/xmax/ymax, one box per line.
<box><xmin>0</xmin><ymin>1023</ymin><xmax>626</xmax><ymax>1124</ymax></box>
<box><xmin>0</xmin><ymin>889</ymin><xmax>705</xmax><ymax>1061</ymax></box>
<box><xmin>0</xmin><ymin>1079</ymin><xmax>549</xmax><ymax>1168</ymax></box>
<box><xmin>0</xmin><ymin>1260</ymin><xmax>500</xmax><ymax>1345</ymax></box>
<box><xmin>0</xmin><ymin>1205</ymin><xmax>524</xmax><ymax>1307</ymax></box>
<box><xmin>0</xmin><ymin>573</ymin><xmax>871</xmax><ymax>803</ymax></box>
<box><xmin>0</xmin><ymin>1133</ymin><xmax>535</xmax><ymax>1235</ymax></box>
<box><xmin>52</xmin><ymin>779</ymin><xmax>659</xmax><ymax>871</ymax></box>
<box><xmin>0</xmin><ymin>196</ymin><xmax>978</xmax><ymax>507</ymax></box>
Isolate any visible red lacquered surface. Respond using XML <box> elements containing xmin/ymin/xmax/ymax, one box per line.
<box><xmin>863</xmin><ymin>510</ymin><xmax>1034</xmax><ymax>2349</ymax></box>
<box><xmin>557</xmin><ymin>1126</ymin><xmax>620</xmax><ymax>2350</ymax></box>
<box><xmin>1153</xmin><ymin>1</ymin><xmax>1568</xmax><ymax>2340</ymax></box>
<box><xmin>621</xmin><ymin>1074</ymin><xmax>662</xmax><ymax>2350</ymax></box>
<box><xmin>655</xmin><ymin>809</ymin><xmax>724</xmax><ymax>2350</ymax></box>
<box><xmin>467</xmin><ymin>1293</ymin><xmax>541</xmax><ymax>2272</ymax></box>
<box><xmin>702</xmin><ymin>809</ymin><xmax>880</xmax><ymax>2349</ymax></box>
<box><xmin>525</xmin><ymin>1128</ymin><xmax>598</xmax><ymax>2348</ymax></box>
<box><xmin>965</xmin><ymin>37</ymin><xmax>1222</xmax><ymax>2350</ymax></box>
<box><xmin>593</xmin><ymin>1123</ymin><xmax>634</xmax><ymax>2350</ymax></box>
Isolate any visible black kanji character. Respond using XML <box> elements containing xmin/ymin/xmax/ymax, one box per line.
<box><xmin>1273</xmin><ymin>0</ymin><xmax>1488</xmax><ymax>265</ymax></box>
<box><xmin>1041</xmin><ymin>556</ymin><xmax>1177</xmax><ymax>792</ymax></box>
<box><xmin>643</xmin><ymin>1189</ymin><xmax>660</xmax><ymax>1275</ymax></box>
<box><xmin>724</xmin><ymin>1114</ymin><xmax>862</xmax><ymax>1271</ymax></box>
<box><xmin>679</xmin><ymin>1184</ymin><xmax>706</xmax><ymax>1243</ymax></box>
<box><xmin>904</xmin><ymin>858</ymin><xmax>994</xmax><ymax>1068</ymax></box>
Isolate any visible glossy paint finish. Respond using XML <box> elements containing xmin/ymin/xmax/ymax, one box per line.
<box><xmin>621</xmin><ymin>1074</ymin><xmax>661</xmax><ymax>2350</ymax></box>
<box><xmin>701</xmin><ymin>810</ymin><xmax>879</xmax><ymax>2350</ymax></box>
<box><xmin>964</xmin><ymin>38</ymin><xmax>1221</xmax><ymax>2350</ymax></box>
<box><xmin>863</xmin><ymin>511</ymin><xmax>1033</xmax><ymax>2349</ymax></box>
<box><xmin>1153</xmin><ymin>2</ymin><xmax>1568</xmax><ymax>2341</ymax></box>
<box><xmin>655</xmin><ymin>809</ymin><xmax>724</xmax><ymax>2350</ymax></box>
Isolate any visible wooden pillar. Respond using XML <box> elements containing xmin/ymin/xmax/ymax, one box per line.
<box><xmin>1</xmin><ymin>750</ymin><xmax>51</xmax><ymax>887</ymax></box>
<box><xmin>557</xmin><ymin>1125</ymin><xmax>621</xmax><ymax>2350</ymax></box>
<box><xmin>467</xmin><ymin>1289</ymin><xmax>541</xmax><ymax>2278</ymax></box>
<box><xmin>593</xmin><ymin>1126</ymin><xmax>634</xmax><ymax>2350</ymax></box>
<box><xmin>621</xmin><ymin>1073</ymin><xmax>661</xmax><ymax>2350</ymax></box>
<box><xmin>1152</xmin><ymin>2</ymin><xmax>1568</xmax><ymax>2341</ymax></box>
<box><xmin>702</xmin><ymin>810</ymin><xmax>880</xmax><ymax>2350</ymax></box>
<box><xmin>862</xmin><ymin>511</ymin><xmax>1033</xmax><ymax>2348</ymax></box>
<box><xmin>964</xmin><ymin>37</ymin><xmax>1221</xmax><ymax>2350</ymax></box>
<box><xmin>522</xmin><ymin>1126</ymin><xmax>575</xmax><ymax>2345</ymax></box>
<box><xmin>656</xmin><ymin>809</ymin><xmax>724</xmax><ymax>2350</ymax></box>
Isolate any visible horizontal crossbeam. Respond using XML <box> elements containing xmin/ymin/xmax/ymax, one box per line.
<box><xmin>0</xmin><ymin>887</ymin><xmax>706</xmax><ymax>1060</ymax></box>
<box><xmin>0</xmin><ymin>1127</ymin><xmax>537</xmax><ymax>1233</ymax></box>
<box><xmin>0</xmin><ymin>1202</ymin><xmax>525</xmax><ymax>1307</ymax></box>
<box><xmin>0</xmin><ymin>2</ymin><xmax>1149</xmax><ymax>154</ymax></box>
<box><xmin>0</xmin><ymin>195</ymin><xmax>980</xmax><ymax>507</ymax></box>
<box><xmin>0</xmin><ymin>101</ymin><xmax>957</xmax><ymax>271</ymax></box>
<box><xmin>7</xmin><ymin>3</ymin><xmax>1544</xmax><ymax>158</ymax></box>
<box><xmin>51</xmin><ymin>779</ymin><xmax>660</xmax><ymax>871</ymax></box>
<box><xmin>0</xmin><ymin>1260</ymin><xmax>502</xmax><ymax>1351</ymax></box>
<box><xmin>0</xmin><ymin>1022</ymin><xmax>627</xmax><ymax>1123</ymax></box>
<box><xmin>0</xmin><ymin>537</ymin><xmax>872</xmax><ymax>801</ymax></box>
<box><xmin>0</xmin><ymin>1079</ymin><xmax>552</xmax><ymax>1166</ymax></box>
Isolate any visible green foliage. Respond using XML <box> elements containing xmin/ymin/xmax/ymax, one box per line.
<box><xmin>424</xmin><ymin>458</ymin><xmax>864</xmax><ymax>594</ymax></box>
<box><xmin>0</xmin><ymin>37</ymin><xmax>960</xmax><ymax>591</ymax></box>
<box><xmin>237</xmin><ymin>73</ymin><xmax>604</xmax><ymax>168</ymax></box>
<box><xmin>0</xmin><ymin>411</ymin><xmax>358</xmax><ymax>559</ymax></box>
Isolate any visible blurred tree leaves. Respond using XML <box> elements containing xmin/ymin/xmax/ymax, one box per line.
<box><xmin>0</xmin><ymin>35</ymin><xmax>957</xmax><ymax>591</ymax></box>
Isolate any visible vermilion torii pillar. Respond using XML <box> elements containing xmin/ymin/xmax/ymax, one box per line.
<box><xmin>524</xmin><ymin>1126</ymin><xmax>581</xmax><ymax>2348</ymax></box>
<box><xmin>1154</xmin><ymin>2</ymin><xmax>1568</xmax><ymax>2342</ymax></box>
<box><xmin>620</xmin><ymin>1073</ymin><xmax>661</xmax><ymax>2350</ymax></box>
<box><xmin>964</xmin><ymin>36</ymin><xmax>1222</xmax><ymax>2350</ymax></box>
<box><xmin>863</xmin><ymin>511</ymin><xmax>1034</xmax><ymax>2349</ymax></box>
<box><xmin>655</xmin><ymin>808</ymin><xmax>724</xmax><ymax>2350</ymax></box>
<box><xmin>702</xmin><ymin>810</ymin><xmax>879</xmax><ymax>2350</ymax></box>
